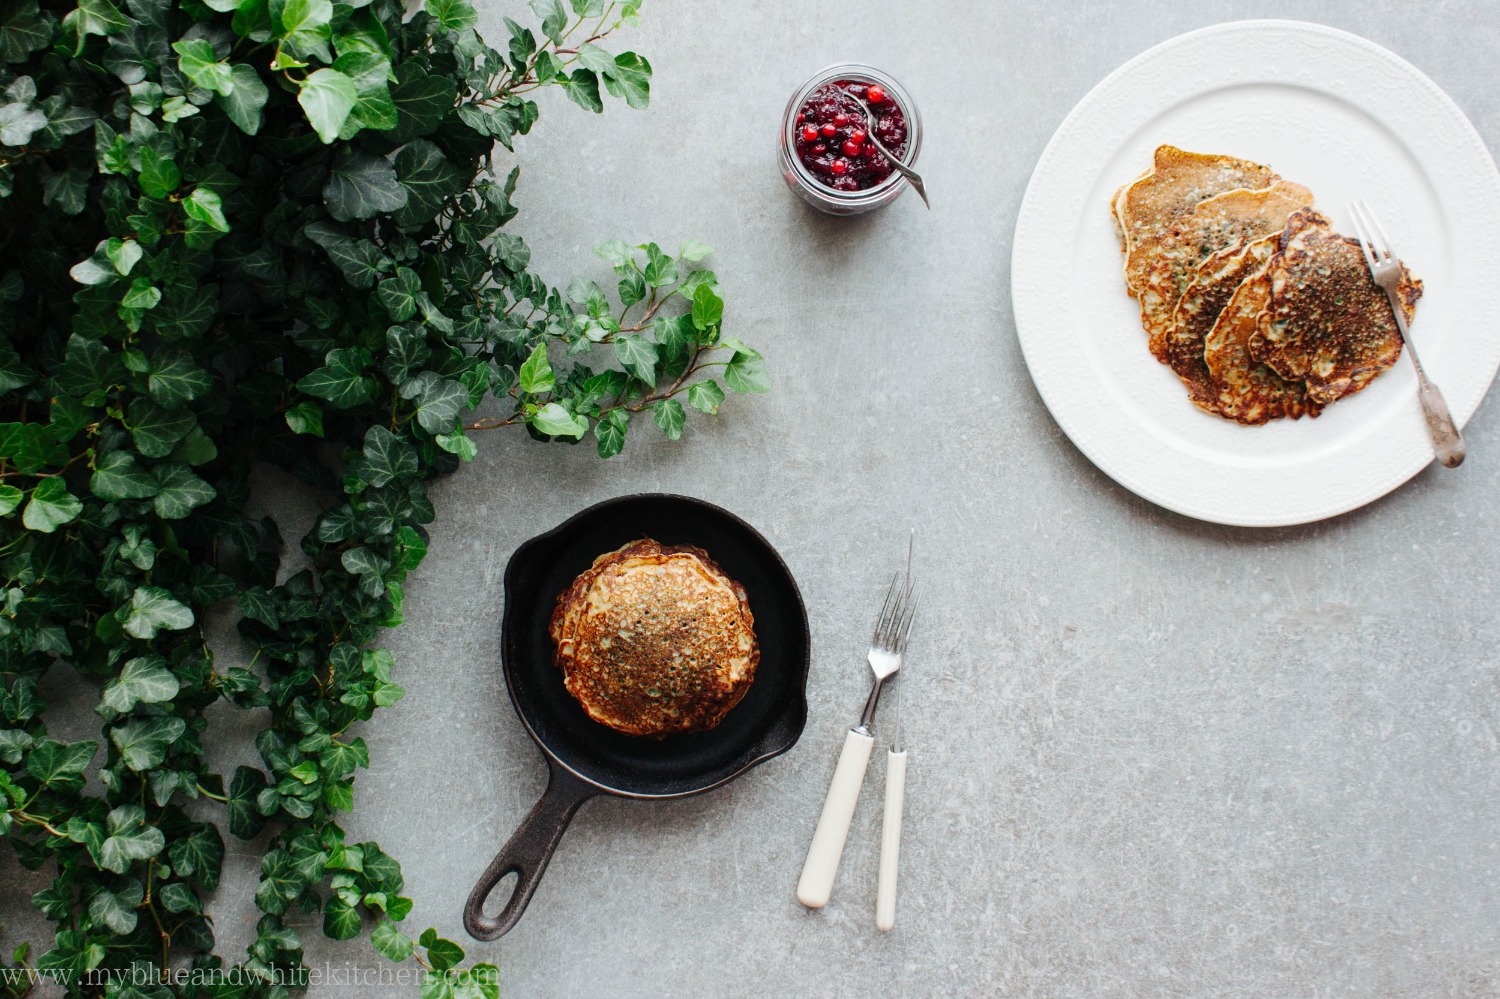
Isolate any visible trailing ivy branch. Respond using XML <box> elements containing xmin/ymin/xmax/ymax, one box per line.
<box><xmin>0</xmin><ymin>0</ymin><xmax>770</xmax><ymax>994</ymax></box>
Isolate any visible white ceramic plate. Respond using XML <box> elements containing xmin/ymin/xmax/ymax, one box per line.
<box><xmin>1011</xmin><ymin>20</ymin><xmax>1500</xmax><ymax>527</ymax></box>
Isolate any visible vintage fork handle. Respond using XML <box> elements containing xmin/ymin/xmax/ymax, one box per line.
<box><xmin>1417</xmin><ymin>379</ymin><xmax>1465</xmax><ymax>467</ymax></box>
<box><xmin>1386</xmin><ymin>286</ymin><xmax>1465</xmax><ymax>467</ymax></box>
<box><xmin>875</xmin><ymin>748</ymin><xmax>907</xmax><ymax>931</ymax></box>
<box><xmin>797</xmin><ymin>728</ymin><xmax>875</xmax><ymax>908</ymax></box>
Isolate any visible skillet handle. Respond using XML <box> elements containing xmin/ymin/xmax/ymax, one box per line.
<box><xmin>463</xmin><ymin>763</ymin><xmax>596</xmax><ymax>940</ymax></box>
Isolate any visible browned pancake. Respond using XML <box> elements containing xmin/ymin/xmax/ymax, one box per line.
<box><xmin>1201</xmin><ymin>259</ymin><xmax>1322</xmax><ymax>425</ymax></box>
<box><xmin>1138</xmin><ymin>181</ymin><xmax>1314</xmax><ymax>359</ymax></box>
<box><xmin>550</xmin><ymin>539</ymin><xmax>757</xmax><ymax>738</ymax></box>
<box><xmin>1250</xmin><ymin>213</ymin><xmax>1422</xmax><ymax>405</ymax></box>
<box><xmin>1116</xmin><ymin>145</ymin><xmax>1279</xmax><ymax>296</ymax></box>
<box><xmin>1166</xmin><ymin>235</ymin><xmax>1279</xmax><ymax>414</ymax></box>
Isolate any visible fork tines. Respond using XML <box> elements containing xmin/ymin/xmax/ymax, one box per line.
<box><xmin>1349</xmin><ymin>199</ymin><xmax>1397</xmax><ymax>275</ymax></box>
<box><xmin>872</xmin><ymin>573</ymin><xmax>920</xmax><ymax>653</ymax></box>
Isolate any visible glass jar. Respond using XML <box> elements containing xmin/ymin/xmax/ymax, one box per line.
<box><xmin>779</xmin><ymin>63</ymin><xmax>923</xmax><ymax>216</ymax></box>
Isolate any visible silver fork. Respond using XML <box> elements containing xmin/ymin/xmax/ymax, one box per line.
<box><xmin>838</xmin><ymin>88</ymin><xmax>930</xmax><ymax>209</ymax></box>
<box><xmin>797</xmin><ymin>537</ymin><xmax>918</xmax><ymax>909</ymax></box>
<box><xmin>1349</xmin><ymin>200</ymin><xmax>1465</xmax><ymax>467</ymax></box>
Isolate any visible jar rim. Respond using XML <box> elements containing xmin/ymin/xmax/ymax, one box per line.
<box><xmin>782</xmin><ymin>63</ymin><xmax>920</xmax><ymax>204</ymax></box>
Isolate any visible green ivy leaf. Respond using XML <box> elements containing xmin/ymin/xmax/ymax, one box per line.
<box><xmin>0</xmin><ymin>483</ymin><xmax>21</xmax><ymax>516</ymax></box>
<box><xmin>691</xmin><ymin>282</ymin><xmax>723</xmax><ymax>331</ymax></box>
<box><xmin>0</xmin><ymin>1</ymin><xmax>52</xmax><ymax>64</ymax></box>
<box><xmin>217</xmin><ymin>63</ymin><xmax>269</xmax><ymax>134</ymax></box>
<box><xmin>110</xmin><ymin>716</ymin><xmax>186</xmax><ymax>773</ymax></box>
<box><xmin>601</xmin><ymin>51</ymin><xmax>651</xmax><ymax>109</ymax></box>
<box><xmin>652</xmin><ymin>397</ymin><xmax>685</xmax><ymax>440</ymax></box>
<box><xmin>377</xmin><ymin>267</ymin><xmax>422</xmax><ymax>322</ymax></box>
<box><xmin>171</xmin><ymin>426</ymin><xmax>217</xmax><ymax>465</ymax></box>
<box><xmin>678</xmin><ymin>239</ymin><xmax>713</xmax><ymax>262</ymax></box>
<box><xmin>285</xmin><ymin>400</ymin><xmax>324</xmax><ymax>436</ymax></box>
<box><xmin>323</xmin><ymin>895</ymin><xmax>361</xmax><ymax>939</ymax></box>
<box><xmin>120</xmin><ymin>276</ymin><xmax>162</xmax><ymax>310</ymax></box>
<box><xmin>122</xmin><ymin>585</ymin><xmax>194</xmax><ymax>640</ymax></box>
<box><xmin>388</xmin><ymin>63</ymin><xmax>455</xmax><ymax>142</ymax></box>
<box><xmin>24</xmin><ymin>739</ymin><xmax>96</xmax><ymax>788</ymax></box>
<box><xmin>22</xmin><ymin>478</ymin><xmax>82</xmax><ymax>533</ymax></box>
<box><xmin>228</xmin><ymin>766</ymin><xmax>268</xmax><ymax>839</ymax></box>
<box><xmin>158</xmin><ymin>880</ymin><xmax>201</xmax><ymax>913</ymax></box>
<box><xmin>529</xmin><ymin>0</ymin><xmax>565</xmax><ymax>44</ymax></box>
<box><xmin>723</xmin><ymin>339</ymin><xmax>771</xmax><ymax>394</ymax></box>
<box><xmin>371</xmin><ymin>920</ymin><xmax>413</xmax><ymax>961</ymax></box>
<box><xmin>138</xmin><ymin>146</ymin><xmax>181</xmax><ymax>198</ymax></box>
<box><xmin>687</xmin><ymin>378</ymin><xmax>724</xmax><ymax>414</ymax></box>
<box><xmin>393</xmin><ymin>139</ymin><xmax>464</xmax><ymax>227</ymax></box>
<box><xmin>593</xmin><ymin>407</ymin><xmax>626</xmax><ymax>457</ymax></box>
<box><xmin>530</xmin><ymin>402</ymin><xmax>587</xmax><ymax>439</ymax></box>
<box><xmin>68</xmin><ymin>0</ymin><xmax>130</xmax><ymax>39</ymax></box>
<box><xmin>298</xmin><ymin>68</ymin><xmax>358</xmax><ymax>143</ymax></box>
<box><xmin>518</xmin><ymin>342</ymin><xmax>554</xmax><ymax>394</ymax></box>
<box><xmin>169</xmin><ymin>824</ymin><xmax>225</xmax><ymax>890</ymax></box>
<box><xmin>362</xmin><ymin>425</ymin><xmax>418</xmax><ymax>486</ymax></box>
<box><xmin>153</xmin><ymin>461</ymin><xmax>216</xmax><ymax>519</ymax></box>
<box><xmin>421</xmin><ymin>929</ymin><xmax>465</xmax><ymax>972</ymax></box>
<box><xmin>184</xmin><ymin>187</ymin><xmax>229</xmax><ymax>232</ymax></box>
<box><xmin>415</xmin><ymin>378</ymin><xmax>467</xmax><ymax>434</ymax></box>
<box><xmin>297</xmin><ymin>347</ymin><xmax>374</xmax><ymax>409</ymax></box>
<box><xmin>100</xmin><ymin>655</ymin><xmax>178</xmax><ymax>713</ymax></box>
<box><xmin>425</xmin><ymin>0</ymin><xmax>476</xmax><ymax>31</ymax></box>
<box><xmin>147</xmin><ymin>350</ymin><xmax>212</xmax><ymax>408</ymax></box>
<box><xmin>128</xmin><ymin>397</ymin><xmax>197</xmax><ymax>457</ymax></box>
<box><xmin>641</xmin><ymin>242</ymin><xmax>677</xmax><ymax>287</ymax></box>
<box><xmin>614</xmin><ymin>334</ymin><xmax>657</xmax><ymax>383</ymax></box>
<box><xmin>87</xmin><ymin>877</ymin><xmax>143</xmax><ymax>933</ymax></box>
<box><xmin>326</xmin><ymin>238</ymin><xmax>392</xmax><ymax>288</ymax></box>
<box><xmin>279</xmin><ymin>0</ymin><xmax>334</xmax><ymax>62</ymax></box>
<box><xmin>323</xmin><ymin>150</ymin><xmax>407</xmax><ymax>221</ymax></box>
<box><xmin>435</xmin><ymin>431</ymin><xmax>476</xmax><ymax>461</ymax></box>
<box><xmin>172</xmin><ymin>39</ymin><xmax>234</xmax><ymax>96</ymax></box>
<box><xmin>90</xmin><ymin>451</ymin><xmax>159</xmax><ymax>500</ymax></box>
<box><xmin>237</xmin><ymin>585</ymin><xmax>279</xmax><ymax>628</ymax></box>
<box><xmin>332</xmin><ymin>52</ymin><xmax>397</xmax><ymax>133</ymax></box>
<box><xmin>561</xmin><ymin>68</ymin><xmax>602</xmax><ymax>113</ymax></box>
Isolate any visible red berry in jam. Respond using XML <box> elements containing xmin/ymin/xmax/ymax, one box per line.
<box><xmin>791</xmin><ymin>79</ymin><xmax>908</xmax><ymax>193</ymax></box>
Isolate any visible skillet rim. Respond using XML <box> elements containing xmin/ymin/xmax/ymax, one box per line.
<box><xmin>499</xmin><ymin>492</ymin><xmax>810</xmax><ymax>800</ymax></box>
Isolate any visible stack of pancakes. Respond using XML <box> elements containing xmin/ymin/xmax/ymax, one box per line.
<box><xmin>1113</xmin><ymin>145</ymin><xmax>1423</xmax><ymax>424</ymax></box>
<box><xmin>550</xmin><ymin>539</ymin><xmax>758</xmax><ymax>739</ymax></box>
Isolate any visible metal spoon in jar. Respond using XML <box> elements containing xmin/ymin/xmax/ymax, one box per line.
<box><xmin>840</xmin><ymin>87</ymin><xmax>929</xmax><ymax>209</ymax></box>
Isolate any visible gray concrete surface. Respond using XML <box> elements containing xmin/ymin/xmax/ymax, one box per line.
<box><xmin>7</xmin><ymin>2</ymin><xmax>1500</xmax><ymax>997</ymax></box>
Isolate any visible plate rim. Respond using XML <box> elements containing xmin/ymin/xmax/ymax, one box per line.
<box><xmin>1010</xmin><ymin>18</ymin><xmax>1500</xmax><ymax>527</ymax></box>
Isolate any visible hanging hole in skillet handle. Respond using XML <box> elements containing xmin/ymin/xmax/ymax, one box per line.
<box><xmin>463</xmin><ymin>763</ymin><xmax>597</xmax><ymax>940</ymax></box>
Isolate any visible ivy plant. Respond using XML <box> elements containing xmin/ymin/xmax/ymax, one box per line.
<box><xmin>0</xmin><ymin>0</ymin><xmax>768</xmax><ymax>994</ymax></box>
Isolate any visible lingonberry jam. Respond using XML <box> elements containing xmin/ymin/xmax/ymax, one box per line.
<box><xmin>792</xmin><ymin>80</ymin><xmax>909</xmax><ymax>193</ymax></box>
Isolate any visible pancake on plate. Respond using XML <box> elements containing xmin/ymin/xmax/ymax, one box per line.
<box><xmin>1200</xmin><ymin>222</ymin><xmax>1324</xmax><ymax>425</ymax></box>
<box><xmin>1113</xmin><ymin>145</ymin><xmax>1280</xmax><ymax>296</ymax></box>
<box><xmin>1139</xmin><ymin>180</ymin><xmax>1314</xmax><ymax>359</ymax></box>
<box><xmin>1250</xmin><ymin>213</ymin><xmax>1423</xmax><ymax>404</ymax></box>
<box><xmin>550</xmin><ymin>539</ymin><xmax>758</xmax><ymax>738</ymax></box>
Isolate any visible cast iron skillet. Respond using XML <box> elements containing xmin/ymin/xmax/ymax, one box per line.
<box><xmin>462</xmin><ymin>494</ymin><xmax>810</xmax><ymax>940</ymax></box>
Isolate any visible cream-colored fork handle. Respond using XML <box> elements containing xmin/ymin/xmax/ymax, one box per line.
<box><xmin>796</xmin><ymin>729</ymin><xmax>874</xmax><ymax>908</ymax></box>
<box><xmin>876</xmin><ymin>749</ymin><xmax>907</xmax><ymax>931</ymax></box>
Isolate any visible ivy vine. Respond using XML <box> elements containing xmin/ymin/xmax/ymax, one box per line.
<box><xmin>0</xmin><ymin>0</ymin><xmax>767</xmax><ymax>994</ymax></box>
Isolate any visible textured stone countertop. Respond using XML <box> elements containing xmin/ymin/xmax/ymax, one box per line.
<box><xmin>7</xmin><ymin>2</ymin><xmax>1500</xmax><ymax>997</ymax></box>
